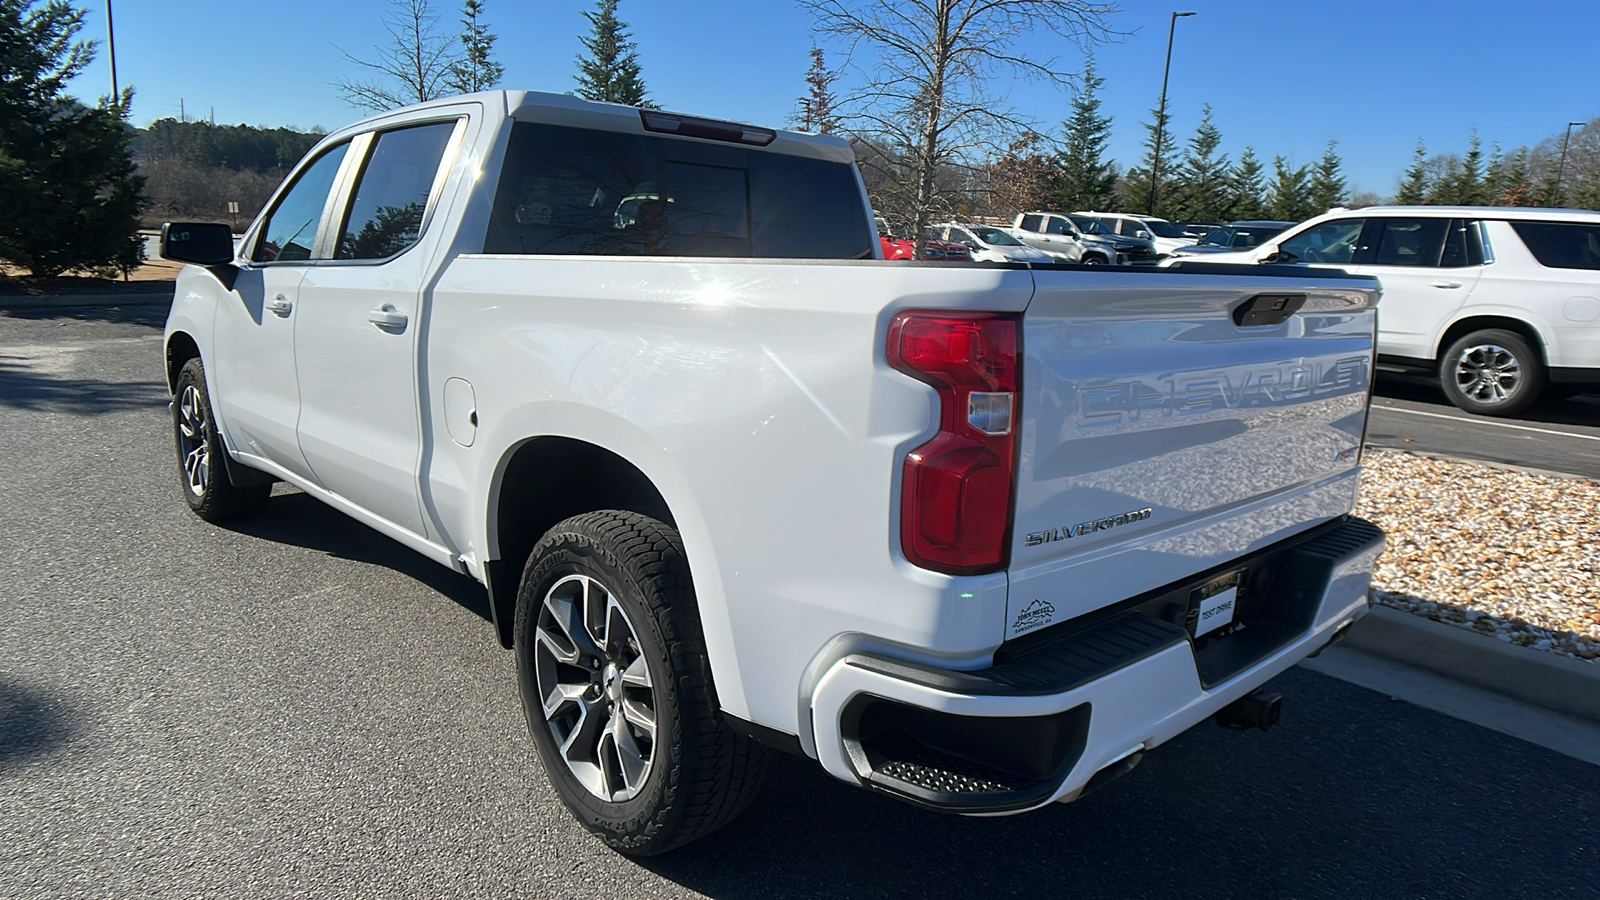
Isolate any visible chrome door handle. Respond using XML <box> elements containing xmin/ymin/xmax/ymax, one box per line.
<box><xmin>1430</xmin><ymin>281</ymin><xmax>1462</xmax><ymax>289</ymax></box>
<box><xmin>265</xmin><ymin>294</ymin><xmax>293</xmax><ymax>316</ymax></box>
<box><xmin>367</xmin><ymin>306</ymin><xmax>409</xmax><ymax>330</ymax></box>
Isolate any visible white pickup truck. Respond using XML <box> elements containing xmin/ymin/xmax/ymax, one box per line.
<box><xmin>159</xmin><ymin>91</ymin><xmax>1385</xmax><ymax>856</ymax></box>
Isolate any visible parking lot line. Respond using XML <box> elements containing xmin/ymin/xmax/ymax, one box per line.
<box><xmin>1378</xmin><ymin>405</ymin><xmax>1600</xmax><ymax>442</ymax></box>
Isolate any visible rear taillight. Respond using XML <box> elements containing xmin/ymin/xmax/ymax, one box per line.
<box><xmin>888</xmin><ymin>311</ymin><xmax>1020</xmax><ymax>575</ymax></box>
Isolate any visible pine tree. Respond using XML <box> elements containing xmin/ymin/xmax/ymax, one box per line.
<box><xmin>1447</xmin><ymin>129</ymin><xmax>1486</xmax><ymax>205</ymax></box>
<box><xmin>0</xmin><ymin>0</ymin><xmax>145</xmax><ymax>278</ymax></box>
<box><xmin>1046</xmin><ymin>55</ymin><xmax>1116</xmax><ymax>213</ymax></box>
<box><xmin>445</xmin><ymin>0</ymin><xmax>503</xmax><ymax>93</ymax></box>
<box><xmin>1228</xmin><ymin>147</ymin><xmax>1266</xmax><ymax>219</ymax></box>
<box><xmin>1122</xmin><ymin>104</ymin><xmax>1178</xmax><ymax>216</ymax></box>
<box><xmin>1482</xmin><ymin>142</ymin><xmax>1505</xmax><ymax>204</ymax></box>
<box><xmin>1266</xmin><ymin>156</ymin><xmax>1314</xmax><ymax>222</ymax></box>
<box><xmin>1171</xmin><ymin>104</ymin><xmax>1229</xmax><ymax>221</ymax></box>
<box><xmin>1426</xmin><ymin>157</ymin><xmax>1462</xmax><ymax>205</ymax></box>
<box><xmin>573</xmin><ymin>0</ymin><xmax>653</xmax><ymax>107</ymax></box>
<box><xmin>1308</xmin><ymin>140</ymin><xmax>1347</xmax><ymax>212</ymax></box>
<box><xmin>794</xmin><ymin>47</ymin><xmax>840</xmax><ymax>134</ymax></box>
<box><xmin>1492</xmin><ymin>148</ymin><xmax>1534</xmax><ymax>206</ymax></box>
<box><xmin>1394</xmin><ymin>140</ymin><xmax>1429</xmax><ymax>204</ymax></box>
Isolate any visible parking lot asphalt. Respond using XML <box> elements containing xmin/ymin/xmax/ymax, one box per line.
<box><xmin>3</xmin><ymin>306</ymin><xmax>1599</xmax><ymax>899</ymax></box>
<box><xmin>1368</xmin><ymin>376</ymin><xmax>1600</xmax><ymax>479</ymax></box>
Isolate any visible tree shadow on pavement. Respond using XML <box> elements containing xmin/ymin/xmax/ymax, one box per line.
<box><xmin>640</xmin><ymin>667</ymin><xmax>1600</xmax><ymax>900</ymax></box>
<box><xmin>221</xmin><ymin>490</ymin><xmax>493</xmax><ymax>626</ymax></box>
<box><xmin>0</xmin><ymin>350</ymin><xmax>169</xmax><ymax>415</ymax></box>
<box><xmin>0</xmin><ymin>303</ymin><xmax>170</xmax><ymax>330</ymax></box>
<box><xmin>0</xmin><ymin>677</ymin><xmax>81</xmax><ymax>773</ymax></box>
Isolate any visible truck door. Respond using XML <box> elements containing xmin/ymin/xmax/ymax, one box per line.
<box><xmin>212</xmin><ymin>141</ymin><xmax>352</xmax><ymax>483</ymax></box>
<box><xmin>293</xmin><ymin>118</ymin><xmax>466</xmax><ymax>538</ymax></box>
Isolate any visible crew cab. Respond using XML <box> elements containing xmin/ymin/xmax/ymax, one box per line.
<box><xmin>1166</xmin><ymin>205</ymin><xmax>1600</xmax><ymax>415</ymax></box>
<box><xmin>159</xmin><ymin>91</ymin><xmax>1385</xmax><ymax>856</ymax></box>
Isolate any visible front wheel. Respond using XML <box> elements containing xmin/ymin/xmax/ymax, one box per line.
<box><xmin>514</xmin><ymin>510</ymin><xmax>767</xmax><ymax>856</ymax></box>
<box><xmin>172</xmin><ymin>358</ymin><xmax>271</xmax><ymax>521</ymax></box>
<box><xmin>1439</xmin><ymin>329</ymin><xmax>1546</xmax><ymax>417</ymax></box>
<box><xmin>1080</xmin><ymin>253</ymin><xmax>1106</xmax><ymax>265</ymax></box>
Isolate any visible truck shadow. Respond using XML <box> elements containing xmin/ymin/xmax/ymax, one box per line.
<box><xmin>0</xmin><ymin>302</ymin><xmax>170</xmax><ymax>329</ymax></box>
<box><xmin>0</xmin><ymin>677</ymin><xmax>81</xmax><ymax>773</ymax></box>
<box><xmin>641</xmin><ymin>667</ymin><xmax>1600</xmax><ymax>900</ymax></box>
<box><xmin>221</xmin><ymin>489</ymin><xmax>494</xmax><ymax>627</ymax></box>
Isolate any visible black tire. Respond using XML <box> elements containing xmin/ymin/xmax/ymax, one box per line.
<box><xmin>172</xmin><ymin>357</ymin><xmax>271</xmax><ymax>521</ymax></box>
<box><xmin>1438</xmin><ymin>328</ymin><xmax>1546</xmax><ymax>417</ymax></box>
<box><xmin>1080</xmin><ymin>253</ymin><xmax>1106</xmax><ymax>265</ymax></box>
<box><xmin>514</xmin><ymin>510</ymin><xmax>767</xmax><ymax>856</ymax></box>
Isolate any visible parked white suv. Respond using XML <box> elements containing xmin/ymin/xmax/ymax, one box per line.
<box><xmin>1168</xmin><ymin>206</ymin><xmax>1600</xmax><ymax>415</ymax></box>
<box><xmin>1074</xmin><ymin>212</ymin><xmax>1197</xmax><ymax>258</ymax></box>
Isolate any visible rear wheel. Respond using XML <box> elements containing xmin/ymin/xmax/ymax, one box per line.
<box><xmin>172</xmin><ymin>358</ymin><xmax>271</xmax><ymax>521</ymax></box>
<box><xmin>514</xmin><ymin>510</ymin><xmax>767</xmax><ymax>855</ymax></box>
<box><xmin>1439</xmin><ymin>329</ymin><xmax>1546</xmax><ymax>417</ymax></box>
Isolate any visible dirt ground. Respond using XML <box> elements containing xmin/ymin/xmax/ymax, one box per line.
<box><xmin>0</xmin><ymin>258</ymin><xmax>180</xmax><ymax>295</ymax></box>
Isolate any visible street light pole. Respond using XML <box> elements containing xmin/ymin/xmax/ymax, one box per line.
<box><xmin>105</xmin><ymin>0</ymin><xmax>118</xmax><ymax>103</ymax></box>
<box><xmin>1148</xmin><ymin>11</ymin><xmax>1196</xmax><ymax>216</ymax></box>
<box><xmin>1556</xmin><ymin>120</ymin><xmax>1584</xmax><ymax>206</ymax></box>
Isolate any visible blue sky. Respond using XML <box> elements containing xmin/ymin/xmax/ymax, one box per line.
<box><xmin>62</xmin><ymin>0</ymin><xmax>1600</xmax><ymax>198</ymax></box>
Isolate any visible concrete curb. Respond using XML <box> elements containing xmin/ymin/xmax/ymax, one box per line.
<box><xmin>1341</xmin><ymin>604</ymin><xmax>1600</xmax><ymax>725</ymax></box>
<box><xmin>0</xmin><ymin>292</ymin><xmax>173</xmax><ymax>310</ymax></box>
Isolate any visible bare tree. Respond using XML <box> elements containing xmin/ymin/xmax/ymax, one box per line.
<box><xmin>800</xmin><ymin>0</ymin><xmax>1117</xmax><ymax>251</ymax></box>
<box><xmin>336</xmin><ymin>0</ymin><xmax>461</xmax><ymax>112</ymax></box>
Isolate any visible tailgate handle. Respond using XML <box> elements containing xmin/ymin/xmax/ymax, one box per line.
<box><xmin>1233</xmin><ymin>293</ymin><xmax>1306</xmax><ymax>327</ymax></box>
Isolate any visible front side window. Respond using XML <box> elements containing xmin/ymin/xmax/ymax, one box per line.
<box><xmin>947</xmin><ymin>227</ymin><xmax>975</xmax><ymax>244</ymax></box>
<box><xmin>253</xmin><ymin>142</ymin><xmax>350</xmax><ymax>263</ymax></box>
<box><xmin>1509</xmin><ymin>220</ymin><xmax>1600</xmax><ymax>270</ymax></box>
<box><xmin>336</xmin><ymin>121</ymin><xmax>458</xmax><ymax>261</ymax></box>
<box><xmin>1278</xmin><ymin>218</ymin><xmax>1366</xmax><ymax>264</ymax></box>
<box><xmin>1143</xmin><ymin>219</ymin><xmax>1187</xmax><ymax>238</ymax></box>
<box><xmin>485</xmin><ymin>122</ymin><xmax>871</xmax><ymax>259</ymax></box>
<box><xmin>1370</xmin><ymin>217</ymin><xmax>1449</xmax><ymax>267</ymax></box>
<box><xmin>972</xmin><ymin>225</ymin><xmax>1022</xmax><ymax>246</ymax></box>
<box><xmin>1020</xmin><ymin>214</ymin><xmax>1042</xmax><ymax>232</ymax></box>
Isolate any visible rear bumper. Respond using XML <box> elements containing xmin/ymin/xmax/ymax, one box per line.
<box><xmin>808</xmin><ymin>516</ymin><xmax>1385</xmax><ymax>814</ymax></box>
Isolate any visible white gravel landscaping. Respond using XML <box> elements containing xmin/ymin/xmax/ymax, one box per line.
<box><xmin>1355</xmin><ymin>449</ymin><xmax>1600</xmax><ymax>664</ymax></box>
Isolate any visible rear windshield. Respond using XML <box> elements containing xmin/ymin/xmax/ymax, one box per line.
<box><xmin>1142</xmin><ymin>219</ymin><xmax>1187</xmax><ymax>238</ymax></box>
<box><xmin>1508</xmin><ymin>220</ymin><xmax>1600</xmax><ymax>270</ymax></box>
<box><xmin>484</xmin><ymin>122</ymin><xmax>872</xmax><ymax>259</ymax></box>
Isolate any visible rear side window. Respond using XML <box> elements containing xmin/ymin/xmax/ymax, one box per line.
<box><xmin>1509</xmin><ymin>220</ymin><xmax>1600</xmax><ymax>270</ymax></box>
<box><xmin>485</xmin><ymin>122</ymin><xmax>871</xmax><ymax>259</ymax></box>
<box><xmin>1371</xmin><ymin>217</ymin><xmax>1448</xmax><ymax>267</ymax></box>
<box><xmin>336</xmin><ymin>121</ymin><xmax>458</xmax><ymax>260</ymax></box>
<box><xmin>254</xmin><ymin>142</ymin><xmax>349</xmax><ymax>263</ymax></box>
<box><xmin>1439</xmin><ymin>219</ymin><xmax>1485</xmax><ymax>268</ymax></box>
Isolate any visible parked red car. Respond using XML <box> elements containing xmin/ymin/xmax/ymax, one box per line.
<box><xmin>876</xmin><ymin>215</ymin><xmax>970</xmax><ymax>262</ymax></box>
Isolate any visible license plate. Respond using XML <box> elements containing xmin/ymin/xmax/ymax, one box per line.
<box><xmin>1190</xmin><ymin>572</ymin><xmax>1243</xmax><ymax>638</ymax></box>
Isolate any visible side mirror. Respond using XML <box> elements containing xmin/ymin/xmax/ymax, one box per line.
<box><xmin>963</xmin><ymin>240</ymin><xmax>978</xmax><ymax>250</ymax></box>
<box><xmin>162</xmin><ymin>222</ymin><xmax>240</xmax><ymax>289</ymax></box>
<box><xmin>1137</xmin><ymin>229</ymin><xmax>1152</xmax><ymax>239</ymax></box>
<box><xmin>161</xmin><ymin>222</ymin><xmax>234</xmax><ymax>265</ymax></box>
<box><xmin>1256</xmin><ymin>243</ymin><xmax>1282</xmax><ymax>264</ymax></box>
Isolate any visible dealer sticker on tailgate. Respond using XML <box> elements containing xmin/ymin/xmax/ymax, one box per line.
<box><xmin>1190</xmin><ymin>572</ymin><xmax>1243</xmax><ymax>638</ymax></box>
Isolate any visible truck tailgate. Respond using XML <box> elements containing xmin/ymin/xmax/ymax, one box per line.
<box><xmin>1005</xmin><ymin>269</ymin><xmax>1379</xmax><ymax>639</ymax></box>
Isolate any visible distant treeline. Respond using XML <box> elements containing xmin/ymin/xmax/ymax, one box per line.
<box><xmin>134</xmin><ymin>119</ymin><xmax>324</xmax><ymax>227</ymax></box>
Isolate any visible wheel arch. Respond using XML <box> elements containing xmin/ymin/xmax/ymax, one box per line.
<box><xmin>165</xmin><ymin>331</ymin><xmax>202</xmax><ymax>393</ymax></box>
<box><xmin>1433</xmin><ymin>315</ymin><xmax>1548</xmax><ymax>366</ymax></box>
<box><xmin>484</xmin><ymin>436</ymin><xmax>678</xmax><ymax>650</ymax></box>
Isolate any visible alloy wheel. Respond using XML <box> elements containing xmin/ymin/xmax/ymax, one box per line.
<box><xmin>177</xmin><ymin>384</ymin><xmax>210</xmax><ymax>497</ymax></box>
<box><xmin>533</xmin><ymin>573</ymin><xmax>658</xmax><ymax>802</ymax></box>
<box><xmin>1454</xmin><ymin>343</ymin><xmax>1522</xmax><ymax>405</ymax></box>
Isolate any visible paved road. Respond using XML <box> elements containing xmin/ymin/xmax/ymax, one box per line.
<box><xmin>1369</xmin><ymin>375</ymin><xmax>1600</xmax><ymax>479</ymax></box>
<box><xmin>3</xmin><ymin>307</ymin><xmax>1598</xmax><ymax>899</ymax></box>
